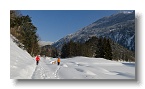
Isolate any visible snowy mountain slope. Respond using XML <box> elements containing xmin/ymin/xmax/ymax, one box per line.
<box><xmin>52</xmin><ymin>11</ymin><xmax>135</xmax><ymax>51</ymax></box>
<box><xmin>31</xmin><ymin>57</ymin><xmax>135</xmax><ymax>79</ymax></box>
<box><xmin>10</xmin><ymin>37</ymin><xmax>36</xmax><ymax>79</ymax></box>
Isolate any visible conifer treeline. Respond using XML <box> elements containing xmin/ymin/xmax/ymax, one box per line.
<box><xmin>40</xmin><ymin>45</ymin><xmax>59</xmax><ymax>58</ymax></box>
<box><xmin>10</xmin><ymin>10</ymin><xmax>40</xmax><ymax>56</ymax></box>
<box><xmin>61</xmin><ymin>36</ymin><xmax>113</xmax><ymax>60</ymax></box>
<box><xmin>61</xmin><ymin>36</ymin><xmax>135</xmax><ymax>62</ymax></box>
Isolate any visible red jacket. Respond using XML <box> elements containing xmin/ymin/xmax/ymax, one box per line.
<box><xmin>36</xmin><ymin>55</ymin><xmax>40</xmax><ymax>61</ymax></box>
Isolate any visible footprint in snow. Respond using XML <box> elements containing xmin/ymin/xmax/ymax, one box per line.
<box><xmin>75</xmin><ymin>68</ymin><xmax>96</xmax><ymax>76</ymax></box>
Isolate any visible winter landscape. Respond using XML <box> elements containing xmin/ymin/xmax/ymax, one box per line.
<box><xmin>10</xmin><ymin>10</ymin><xmax>135</xmax><ymax>79</ymax></box>
<box><xmin>10</xmin><ymin>36</ymin><xmax>135</xmax><ymax>79</ymax></box>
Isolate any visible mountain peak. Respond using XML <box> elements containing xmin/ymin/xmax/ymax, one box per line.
<box><xmin>38</xmin><ymin>41</ymin><xmax>53</xmax><ymax>47</ymax></box>
<box><xmin>119</xmin><ymin>10</ymin><xmax>134</xmax><ymax>14</ymax></box>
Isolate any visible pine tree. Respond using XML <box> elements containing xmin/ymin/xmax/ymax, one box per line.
<box><xmin>61</xmin><ymin>43</ymin><xmax>68</xmax><ymax>58</ymax></box>
<box><xmin>95</xmin><ymin>37</ymin><xmax>105</xmax><ymax>58</ymax></box>
<box><xmin>10</xmin><ymin>11</ymin><xmax>40</xmax><ymax>56</ymax></box>
<box><xmin>85</xmin><ymin>36</ymin><xmax>98</xmax><ymax>57</ymax></box>
<box><xmin>68</xmin><ymin>40</ymin><xmax>75</xmax><ymax>57</ymax></box>
<box><xmin>104</xmin><ymin>39</ymin><xmax>112</xmax><ymax>60</ymax></box>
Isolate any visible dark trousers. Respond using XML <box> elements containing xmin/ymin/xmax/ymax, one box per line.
<box><xmin>58</xmin><ymin>62</ymin><xmax>60</xmax><ymax>65</ymax></box>
<box><xmin>36</xmin><ymin>61</ymin><xmax>39</xmax><ymax>65</ymax></box>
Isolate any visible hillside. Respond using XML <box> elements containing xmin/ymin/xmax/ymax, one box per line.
<box><xmin>52</xmin><ymin>11</ymin><xmax>135</xmax><ymax>51</ymax></box>
<box><xmin>10</xmin><ymin>36</ymin><xmax>36</xmax><ymax>79</ymax></box>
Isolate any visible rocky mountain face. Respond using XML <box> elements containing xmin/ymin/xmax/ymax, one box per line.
<box><xmin>52</xmin><ymin>11</ymin><xmax>135</xmax><ymax>51</ymax></box>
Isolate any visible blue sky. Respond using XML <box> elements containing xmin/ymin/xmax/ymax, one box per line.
<box><xmin>21</xmin><ymin>10</ymin><xmax>119</xmax><ymax>42</ymax></box>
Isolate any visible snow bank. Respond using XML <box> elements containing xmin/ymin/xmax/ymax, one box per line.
<box><xmin>10</xmin><ymin>37</ymin><xmax>36</xmax><ymax>79</ymax></box>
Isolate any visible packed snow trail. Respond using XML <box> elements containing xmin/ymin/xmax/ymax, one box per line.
<box><xmin>31</xmin><ymin>57</ymin><xmax>61</xmax><ymax>79</ymax></box>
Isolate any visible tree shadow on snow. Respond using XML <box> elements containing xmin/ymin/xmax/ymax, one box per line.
<box><xmin>111</xmin><ymin>71</ymin><xmax>135</xmax><ymax>79</ymax></box>
<box><xmin>122</xmin><ymin>63</ymin><xmax>135</xmax><ymax>67</ymax></box>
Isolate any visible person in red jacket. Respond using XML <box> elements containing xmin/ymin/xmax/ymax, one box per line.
<box><xmin>35</xmin><ymin>55</ymin><xmax>40</xmax><ymax>65</ymax></box>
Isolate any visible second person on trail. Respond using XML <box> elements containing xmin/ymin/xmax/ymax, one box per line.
<box><xmin>57</xmin><ymin>57</ymin><xmax>60</xmax><ymax>65</ymax></box>
<box><xmin>35</xmin><ymin>55</ymin><xmax>40</xmax><ymax>65</ymax></box>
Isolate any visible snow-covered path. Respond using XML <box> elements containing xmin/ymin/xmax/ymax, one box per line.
<box><xmin>31</xmin><ymin>57</ymin><xmax>61</xmax><ymax>79</ymax></box>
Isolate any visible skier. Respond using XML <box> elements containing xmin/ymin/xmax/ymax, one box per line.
<box><xmin>35</xmin><ymin>55</ymin><xmax>40</xmax><ymax>65</ymax></box>
<box><xmin>57</xmin><ymin>57</ymin><xmax>61</xmax><ymax>65</ymax></box>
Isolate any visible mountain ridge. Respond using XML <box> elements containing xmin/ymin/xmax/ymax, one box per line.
<box><xmin>52</xmin><ymin>11</ymin><xmax>135</xmax><ymax>51</ymax></box>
